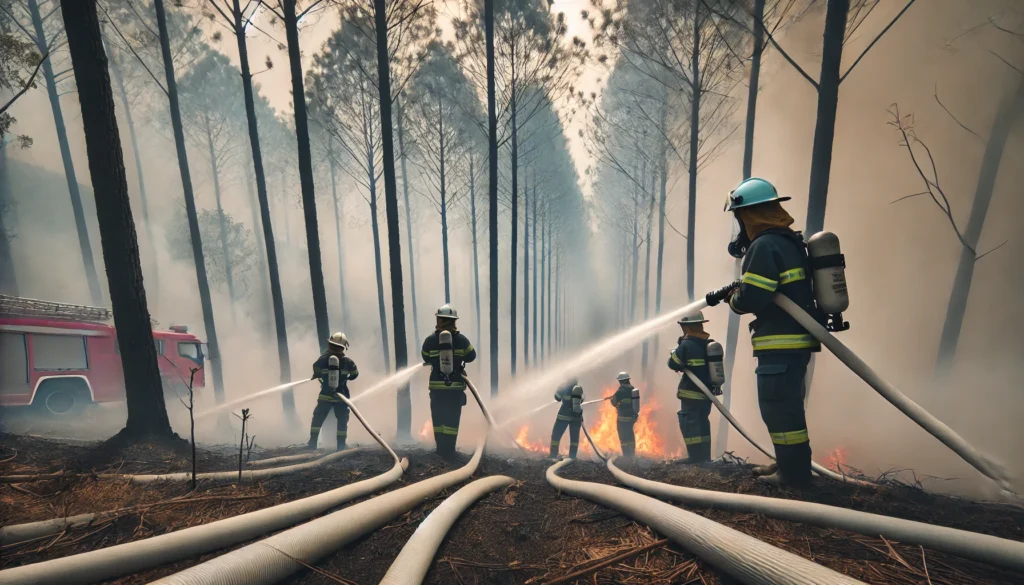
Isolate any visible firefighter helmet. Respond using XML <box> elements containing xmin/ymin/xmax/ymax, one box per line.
<box><xmin>677</xmin><ymin>311</ymin><xmax>709</xmax><ymax>325</ymax></box>
<box><xmin>725</xmin><ymin>178</ymin><xmax>791</xmax><ymax>211</ymax></box>
<box><xmin>616</xmin><ymin>371</ymin><xmax>631</xmax><ymax>382</ymax></box>
<box><xmin>328</xmin><ymin>332</ymin><xmax>350</xmax><ymax>349</ymax></box>
<box><xmin>435</xmin><ymin>304</ymin><xmax>459</xmax><ymax>320</ymax></box>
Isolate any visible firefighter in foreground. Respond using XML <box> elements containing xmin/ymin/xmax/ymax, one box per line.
<box><xmin>710</xmin><ymin>177</ymin><xmax>823</xmax><ymax>487</ymax></box>
<box><xmin>613</xmin><ymin>372</ymin><xmax>640</xmax><ymax>458</ymax></box>
<box><xmin>308</xmin><ymin>332</ymin><xmax>359</xmax><ymax>450</ymax></box>
<box><xmin>668</xmin><ymin>311</ymin><xmax>725</xmax><ymax>463</ymax></box>
<box><xmin>421</xmin><ymin>304</ymin><xmax>477</xmax><ymax>457</ymax></box>
<box><xmin>549</xmin><ymin>378</ymin><xmax>584</xmax><ymax>460</ymax></box>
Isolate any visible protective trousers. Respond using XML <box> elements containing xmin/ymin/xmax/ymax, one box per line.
<box><xmin>756</xmin><ymin>352</ymin><xmax>812</xmax><ymax>484</ymax></box>
<box><xmin>550</xmin><ymin>418</ymin><xmax>582</xmax><ymax>458</ymax></box>
<box><xmin>677</xmin><ymin>398</ymin><xmax>712</xmax><ymax>462</ymax></box>
<box><xmin>309</xmin><ymin>400</ymin><xmax>350</xmax><ymax>450</ymax></box>
<box><xmin>616</xmin><ymin>418</ymin><xmax>636</xmax><ymax>458</ymax></box>
<box><xmin>430</xmin><ymin>389</ymin><xmax>466</xmax><ymax>456</ymax></box>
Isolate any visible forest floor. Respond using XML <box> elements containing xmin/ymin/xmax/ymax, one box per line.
<box><xmin>1</xmin><ymin>431</ymin><xmax>1023</xmax><ymax>585</ymax></box>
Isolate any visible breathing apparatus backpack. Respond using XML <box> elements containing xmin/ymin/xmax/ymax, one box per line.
<box><xmin>806</xmin><ymin>231</ymin><xmax>851</xmax><ymax>332</ymax></box>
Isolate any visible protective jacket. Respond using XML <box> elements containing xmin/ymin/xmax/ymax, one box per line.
<box><xmin>554</xmin><ymin>383</ymin><xmax>582</xmax><ymax>421</ymax></box>
<box><xmin>613</xmin><ymin>383</ymin><xmax>636</xmax><ymax>421</ymax></box>
<box><xmin>421</xmin><ymin>330</ymin><xmax>477</xmax><ymax>390</ymax></box>
<box><xmin>668</xmin><ymin>336</ymin><xmax>714</xmax><ymax>400</ymax></box>
<box><xmin>312</xmin><ymin>353</ymin><xmax>359</xmax><ymax>402</ymax></box>
<box><xmin>729</xmin><ymin>228</ymin><xmax>822</xmax><ymax>355</ymax></box>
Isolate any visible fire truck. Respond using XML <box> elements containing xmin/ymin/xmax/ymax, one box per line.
<box><xmin>0</xmin><ymin>295</ymin><xmax>205</xmax><ymax>416</ymax></box>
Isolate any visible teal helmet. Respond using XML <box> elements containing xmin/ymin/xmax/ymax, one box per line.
<box><xmin>725</xmin><ymin>178</ymin><xmax>790</xmax><ymax>211</ymax></box>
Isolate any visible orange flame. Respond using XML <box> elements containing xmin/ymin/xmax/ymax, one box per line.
<box><xmin>824</xmin><ymin>447</ymin><xmax>847</xmax><ymax>472</ymax></box>
<box><xmin>418</xmin><ymin>419</ymin><xmax>432</xmax><ymax>440</ymax></box>
<box><xmin>515</xmin><ymin>425</ymin><xmax>550</xmax><ymax>453</ymax></box>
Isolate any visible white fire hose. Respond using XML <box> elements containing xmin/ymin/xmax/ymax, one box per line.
<box><xmin>682</xmin><ymin>370</ymin><xmax>875</xmax><ymax>488</ymax></box>
<box><xmin>378</xmin><ymin>475</ymin><xmax>515</xmax><ymax>585</ymax></box>
<box><xmin>606</xmin><ymin>456</ymin><xmax>1024</xmax><ymax>572</ymax></box>
<box><xmin>773</xmin><ymin>295</ymin><xmax>1012</xmax><ymax>492</ymax></box>
<box><xmin>547</xmin><ymin>459</ymin><xmax>865</xmax><ymax>584</ymax></box>
<box><xmin>463</xmin><ymin>375</ymin><xmax>526</xmax><ymax>452</ymax></box>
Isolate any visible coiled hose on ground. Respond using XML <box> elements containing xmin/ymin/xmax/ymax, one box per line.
<box><xmin>247</xmin><ymin>451</ymin><xmax>322</xmax><ymax>467</ymax></box>
<box><xmin>606</xmin><ymin>456</ymin><xmax>1024</xmax><ymax>572</ymax></box>
<box><xmin>681</xmin><ymin>370</ymin><xmax>875</xmax><ymax>488</ymax></box>
<box><xmin>149</xmin><ymin>438</ymin><xmax>489</xmax><ymax>585</ymax></box>
<box><xmin>546</xmin><ymin>459</ymin><xmax>865</xmax><ymax>585</ymax></box>
<box><xmin>774</xmin><ymin>295</ymin><xmax>1011</xmax><ymax>490</ymax></box>
<box><xmin>0</xmin><ymin>400</ymin><xmax>406</xmax><ymax>585</ymax></box>
<box><xmin>378</xmin><ymin>475</ymin><xmax>515</xmax><ymax>585</ymax></box>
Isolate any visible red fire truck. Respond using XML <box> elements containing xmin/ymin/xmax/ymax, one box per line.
<box><xmin>0</xmin><ymin>295</ymin><xmax>205</xmax><ymax>416</ymax></box>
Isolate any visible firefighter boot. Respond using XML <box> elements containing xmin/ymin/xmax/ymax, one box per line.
<box><xmin>307</xmin><ymin>428</ymin><xmax>320</xmax><ymax>450</ymax></box>
<box><xmin>751</xmin><ymin>463</ymin><xmax>778</xmax><ymax>477</ymax></box>
<box><xmin>680</xmin><ymin>441</ymin><xmax>711</xmax><ymax>464</ymax></box>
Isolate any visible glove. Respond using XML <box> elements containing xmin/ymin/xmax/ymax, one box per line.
<box><xmin>712</xmin><ymin>385</ymin><xmax>723</xmax><ymax>396</ymax></box>
<box><xmin>706</xmin><ymin>280</ymin><xmax>740</xmax><ymax>307</ymax></box>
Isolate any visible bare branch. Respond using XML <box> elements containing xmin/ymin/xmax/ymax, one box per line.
<box><xmin>841</xmin><ymin>0</ymin><xmax>918</xmax><ymax>84</ymax></box>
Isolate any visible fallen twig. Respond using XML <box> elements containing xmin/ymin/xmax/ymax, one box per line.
<box><xmin>540</xmin><ymin>538</ymin><xmax>669</xmax><ymax>585</ymax></box>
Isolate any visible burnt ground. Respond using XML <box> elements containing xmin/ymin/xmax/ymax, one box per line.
<box><xmin>1</xmin><ymin>433</ymin><xmax>1022</xmax><ymax>585</ymax></box>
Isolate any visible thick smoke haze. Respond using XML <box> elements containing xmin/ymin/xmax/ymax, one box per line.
<box><xmin>2</xmin><ymin>0</ymin><xmax>1022</xmax><ymax>499</ymax></box>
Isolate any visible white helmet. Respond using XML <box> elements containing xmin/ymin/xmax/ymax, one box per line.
<box><xmin>328</xmin><ymin>332</ymin><xmax>350</xmax><ymax>349</ymax></box>
<box><xmin>678</xmin><ymin>311</ymin><xmax>709</xmax><ymax>325</ymax></box>
<box><xmin>616</xmin><ymin>371</ymin><xmax>631</xmax><ymax>381</ymax></box>
<box><xmin>435</xmin><ymin>304</ymin><xmax>459</xmax><ymax>320</ymax></box>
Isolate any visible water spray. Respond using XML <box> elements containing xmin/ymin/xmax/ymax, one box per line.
<box><xmin>197</xmin><ymin>379</ymin><xmax>313</xmax><ymax>419</ymax></box>
<box><xmin>351</xmin><ymin>364</ymin><xmax>424</xmax><ymax>405</ymax></box>
<box><xmin>497</xmin><ymin>395</ymin><xmax>609</xmax><ymax>430</ymax></box>
<box><xmin>462</xmin><ymin>375</ymin><xmax>525</xmax><ymax>452</ymax></box>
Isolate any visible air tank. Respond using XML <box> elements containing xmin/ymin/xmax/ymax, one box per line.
<box><xmin>327</xmin><ymin>355</ymin><xmax>341</xmax><ymax>391</ymax></box>
<box><xmin>438</xmin><ymin>330</ymin><xmax>454</xmax><ymax>377</ymax></box>
<box><xmin>807</xmin><ymin>231</ymin><xmax>849</xmax><ymax>314</ymax></box>
<box><xmin>707</xmin><ymin>341</ymin><xmax>726</xmax><ymax>387</ymax></box>
<box><xmin>631</xmin><ymin>388</ymin><xmax>640</xmax><ymax>416</ymax></box>
<box><xmin>572</xmin><ymin>385</ymin><xmax>583</xmax><ymax>414</ymax></box>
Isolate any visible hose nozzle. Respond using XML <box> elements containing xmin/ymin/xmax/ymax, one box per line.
<box><xmin>706</xmin><ymin>280</ymin><xmax>740</xmax><ymax>307</ymax></box>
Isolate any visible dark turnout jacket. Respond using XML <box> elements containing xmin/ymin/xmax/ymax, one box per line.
<box><xmin>613</xmin><ymin>383</ymin><xmax>636</xmax><ymax>421</ymax></box>
<box><xmin>312</xmin><ymin>353</ymin><xmax>359</xmax><ymax>402</ymax></box>
<box><xmin>729</xmin><ymin>228</ymin><xmax>822</xmax><ymax>356</ymax></box>
<box><xmin>421</xmin><ymin>330</ymin><xmax>477</xmax><ymax>390</ymax></box>
<box><xmin>554</xmin><ymin>383</ymin><xmax>582</xmax><ymax>421</ymax></box>
<box><xmin>668</xmin><ymin>336</ymin><xmax>714</xmax><ymax>400</ymax></box>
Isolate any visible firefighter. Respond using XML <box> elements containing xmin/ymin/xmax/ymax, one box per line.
<box><xmin>549</xmin><ymin>379</ymin><xmax>583</xmax><ymax>460</ymax></box>
<box><xmin>613</xmin><ymin>372</ymin><xmax>639</xmax><ymax>459</ymax></box>
<box><xmin>308</xmin><ymin>332</ymin><xmax>359</xmax><ymax>450</ymax></box>
<box><xmin>421</xmin><ymin>304</ymin><xmax>477</xmax><ymax>457</ymax></box>
<box><xmin>714</xmin><ymin>177</ymin><xmax>821</xmax><ymax>487</ymax></box>
<box><xmin>667</xmin><ymin>311</ymin><xmax>717</xmax><ymax>463</ymax></box>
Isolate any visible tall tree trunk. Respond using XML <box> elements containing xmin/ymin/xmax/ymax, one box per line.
<box><xmin>327</xmin><ymin>141</ymin><xmax>349</xmax><ymax>328</ymax></box>
<box><xmin>486</xmin><ymin>0</ymin><xmax>499</xmax><ymax>396</ymax></box>
<box><xmin>230</xmin><ymin>0</ymin><xmax>292</xmax><ymax>415</ymax></box>
<box><xmin>651</xmin><ymin>149</ymin><xmax>668</xmax><ymax>367</ymax></box>
<box><xmin>107</xmin><ymin>38</ymin><xmax>158</xmax><ymax>292</ymax></box>
<box><xmin>367</xmin><ymin>143</ymin><xmax>391</xmax><ymax>370</ymax></box>
<box><xmin>204</xmin><ymin>115</ymin><xmax>237</xmax><ymax>306</ymax></box>
<box><xmin>245</xmin><ymin>165</ymin><xmax>271</xmax><ymax>330</ymax></box>
<box><xmin>509</xmin><ymin>81</ymin><xmax>519</xmax><ymax>377</ymax></box>
<box><xmin>640</xmin><ymin>172</ymin><xmax>654</xmax><ymax>377</ymax></box>
<box><xmin>153</xmin><ymin>0</ymin><xmax>226</xmax><ymax>404</ymax></box>
<box><xmin>630</xmin><ymin>165</ymin><xmax>641</xmax><ymax>323</ymax></box>
<box><xmin>522</xmin><ymin>169</ymin><xmax>529</xmax><ymax>370</ymax></box>
<box><xmin>62</xmin><ymin>0</ymin><xmax>172</xmax><ymax>438</ymax></box>
<box><xmin>531</xmin><ymin>174</ymin><xmax>538</xmax><ymax>367</ymax></box>
<box><xmin>283</xmin><ymin>0</ymin><xmax>330</xmax><ymax>346</ymax></box>
<box><xmin>805</xmin><ymin>0</ymin><xmax>848</xmax><ymax>236</ymax></box>
<box><xmin>935</xmin><ymin>79</ymin><xmax>1024</xmax><ymax>374</ymax></box>
<box><xmin>440</xmin><ymin>105</ymin><xmax>451</xmax><ymax>302</ymax></box>
<box><xmin>372</xmin><ymin>0</ymin><xmax>411</xmax><ymax>437</ymax></box>
<box><xmin>279</xmin><ymin>172</ymin><xmax>292</xmax><ymax>246</ymax></box>
<box><xmin>539</xmin><ymin>212</ymin><xmax>546</xmax><ymax>363</ymax></box>
<box><xmin>554</xmin><ymin>246</ymin><xmax>560</xmax><ymax>355</ymax></box>
<box><xmin>686</xmin><ymin>6</ymin><xmax>701</xmax><ymax>302</ymax></box>
<box><xmin>718</xmin><ymin>0</ymin><xmax>765</xmax><ymax>455</ymax></box>
<box><xmin>28</xmin><ymin>0</ymin><xmax>102</xmax><ymax>304</ymax></box>
<box><xmin>470</xmin><ymin>158</ymin><xmax>482</xmax><ymax>347</ymax></box>
<box><xmin>396</xmin><ymin>99</ymin><xmax>420</xmax><ymax>344</ymax></box>
<box><xmin>546</xmin><ymin>227</ymin><xmax>553</xmax><ymax>356</ymax></box>
<box><xmin>0</xmin><ymin>145</ymin><xmax>18</xmax><ymax>295</ymax></box>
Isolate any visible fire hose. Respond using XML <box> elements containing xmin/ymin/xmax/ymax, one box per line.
<box><xmin>606</xmin><ymin>456</ymin><xmax>1024</xmax><ymax>572</ymax></box>
<box><xmin>546</xmin><ymin>459</ymin><xmax>865</xmax><ymax>584</ymax></box>
<box><xmin>247</xmin><ymin>451</ymin><xmax>322</xmax><ymax>467</ymax></box>
<box><xmin>772</xmin><ymin>294</ymin><xmax>1011</xmax><ymax>491</ymax></box>
<box><xmin>378</xmin><ymin>475</ymin><xmax>515</xmax><ymax>585</ymax></box>
<box><xmin>462</xmin><ymin>375</ymin><xmax>526</xmax><ymax>452</ymax></box>
<box><xmin>149</xmin><ymin>438</ymin><xmax>489</xmax><ymax>585</ymax></box>
<box><xmin>0</xmin><ymin>400</ymin><xmax>407</xmax><ymax>585</ymax></box>
<box><xmin>681</xmin><ymin>370</ymin><xmax>875</xmax><ymax>488</ymax></box>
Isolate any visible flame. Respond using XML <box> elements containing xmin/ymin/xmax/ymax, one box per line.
<box><xmin>514</xmin><ymin>425</ymin><xmax>550</xmax><ymax>453</ymax></box>
<box><xmin>418</xmin><ymin>419</ymin><xmax>432</xmax><ymax>440</ymax></box>
<box><xmin>824</xmin><ymin>447</ymin><xmax>847</xmax><ymax>471</ymax></box>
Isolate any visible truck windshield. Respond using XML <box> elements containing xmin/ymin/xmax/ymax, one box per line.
<box><xmin>178</xmin><ymin>342</ymin><xmax>203</xmax><ymax>365</ymax></box>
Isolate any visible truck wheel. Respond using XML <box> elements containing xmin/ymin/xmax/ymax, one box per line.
<box><xmin>34</xmin><ymin>379</ymin><xmax>91</xmax><ymax>417</ymax></box>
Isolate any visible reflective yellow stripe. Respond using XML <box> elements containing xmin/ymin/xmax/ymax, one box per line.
<box><xmin>779</xmin><ymin>268</ymin><xmax>806</xmax><ymax>285</ymax></box>
<box><xmin>752</xmin><ymin>334</ymin><xmax>819</xmax><ymax>351</ymax></box>
<box><xmin>432</xmin><ymin>425</ymin><xmax>459</xmax><ymax>435</ymax></box>
<box><xmin>684</xmin><ymin>435</ymin><xmax>710</xmax><ymax>445</ymax></box>
<box><xmin>556</xmin><ymin>414</ymin><xmax>578</xmax><ymax>421</ymax></box>
<box><xmin>454</xmin><ymin>349</ymin><xmax>469</xmax><ymax>356</ymax></box>
<box><xmin>336</xmin><ymin>431</ymin><xmax>347</xmax><ymax>436</ymax></box>
<box><xmin>318</xmin><ymin>394</ymin><xmax>342</xmax><ymax>402</ymax></box>
<box><xmin>310</xmin><ymin>426</ymin><xmax>321</xmax><ymax>431</ymax></box>
<box><xmin>429</xmin><ymin>381</ymin><xmax>466</xmax><ymax>390</ymax></box>
<box><xmin>686</xmin><ymin>359</ymin><xmax>705</xmax><ymax>367</ymax></box>
<box><xmin>670</xmin><ymin>352</ymin><xmax>682</xmax><ymax>365</ymax></box>
<box><xmin>617</xmin><ymin>416</ymin><xmax>635</xmax><ymax>422</ymax></box>
<box><xmin>550</xmin><ymin>441</ymin><xmax>560</xmax><ymax>447</ymax></box>
<box><xmin>465</xmin><ymin>344</ymin><xmax>474</xmax><ymax>352</ymax></box>
<box><xmin>770</xmin><ymin>429</ymin><xmax>809</xmax><ymax>445</ymax></box>
<box><xmin>677</xmin><ymin>389</ymin><xmax>707</xmax><ymax>400</ymax></box>
<box><xmin>741</xmin><ymin>272</ymin><xmax>778</xmax><ymax>292</ymax></box>
<box><xmin>423</xmin><ymin>350</ymin><xmax>440</xmax><ymax>356</ymax></box>
<box><xmin>620</xmin><ymin>442</ymin><xmax>635</xmax><ymax>446</ymax></box>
